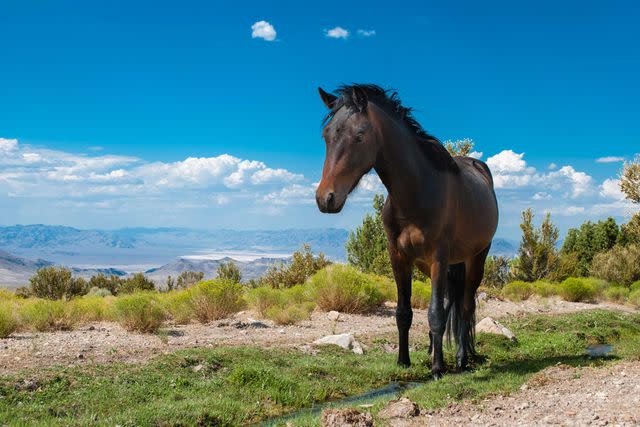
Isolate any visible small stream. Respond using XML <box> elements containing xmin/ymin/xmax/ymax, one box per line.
<box><xmin>259</xmin><ymin>381</ymin><xmax>424</xmax><ymax>426</ymax></box>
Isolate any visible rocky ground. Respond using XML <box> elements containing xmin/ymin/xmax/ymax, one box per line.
<box><xmin>391</xmin><ymin>361</ymin><xmax>640</xmax><ymax>426</ymax></box>
<box><xmin>0</xmin><ymin>296</ymin><xmax>633</xmax><ymax>375</ymax></box>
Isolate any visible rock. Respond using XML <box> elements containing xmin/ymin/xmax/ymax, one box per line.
<box><xmin>475</xmin><ymin>317</ymin><xmax>517</xmax><ymax>342</ymax></box>
<box><xmin>192</xmin><ymin>364</ymin><xmax>203</xmax><ymax>373</ymax></box>
<box><xmin>321</xmin><ymin>408</ymin><xmax>373</xmax><ymax>427</ymax></box>
<box><xmin>313</xmin><ymin>333</ymin><xmax>364</xmax><ymax>354</ymax></box>
<box><xmin>327</xmin><ymin>311</ymin><xmax>341</xmax><ymax>321</ymax></box>
<box><xmin>378</xmin><ymin>397</ymin><xmax>420</xmax><ymax>419</ymax></box>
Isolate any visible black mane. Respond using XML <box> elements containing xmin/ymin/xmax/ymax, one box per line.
<box><xmin>324</xmin><ymin>84</ymin><xmax>458</xmax><ymax>172</ymax></box>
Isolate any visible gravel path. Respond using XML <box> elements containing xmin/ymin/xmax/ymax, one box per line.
<box><xmin>398</xmin><ymin>361</ymin><xmax>640</xmax><ymax>426</ymax></box>
<box><xmin>0</xmin><ymin>297</ymin><xmax>634</xmax><ymax>375</ymax></box>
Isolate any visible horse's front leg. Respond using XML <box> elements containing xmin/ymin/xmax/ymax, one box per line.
<box><xmin>429</xmin><ymin>253</ymin><xmax>449</xmax><ymax>379</ymax></box>
<box><xmin>389</xmin><ymin>248</ymin><xmax>413</xmax><ymax>367</ymax></box>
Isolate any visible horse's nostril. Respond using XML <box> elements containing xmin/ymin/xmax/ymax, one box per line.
<box><xmin>326</xmin><ymin>192</ymin><xmax>335</xmax><ymax>208</ymax></box>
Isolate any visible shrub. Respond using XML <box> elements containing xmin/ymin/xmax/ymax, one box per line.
<box><xmin>630</xmin><ymin>280</ymin><xmax>640</xmax><ymax>293</ymax></box>
<box><xmin>559</xmin><ymin>278</ymin><xmax>596</xmax><ymax>302</ymax></box>
<box><xmin>260</xmin><ymin>244</ymin><xmax>330</xmax><ymax>288</ymax></box>
<box><xmin>308</xmin><ymin>265</ymin><xmax>385</xmax><ymax>314</ymax></box>
<box><xmin>161</xmin><ymin>289</ymin><xmax>194</xmax><ymax>324</ymax></box>
<box><xmin>67</xmin><ymin>295</ymin><xmax>114</xmax><ymax>322</ymax></box>
<box><xmin>86</xmin><ymin>286</ymin><xmax>113</xmax><ymax>297</ymax></box>
<box><xmin>532</xmin><ymin>280</ymin><xmax>558</xmax><ymax>298</ymax></box>
<box><xmin>483</xmin><ymin>256</ymin><xmax>511</xmax><ymax>288</ymax></box>
<box><xmin>246</xmin><ymin>286</ymin><xmax>283</xmax><ymax>317</ymax></box>
<box><xmin>119</xmin><ymin>273</ymin><xmax>156</xmax><ymax>294</ymax></box>
<box><xmin>113</xmin><ymin>293</ymin><xmax>166</xmax><ymax>333</ymax></box>
<box><xmin>501</xmin><ymin>281</ymin><xmax>534</xmax><ymax>301</ymax></box>
<box><xmin>217</xmin><ymin>261</ymin><xmax>242</xmax><ymax>284</ymax></box>
<box><xmin>88</xmin><ymin>274</ymin><xmax>122</xmax><ymax>295</ymax></box>
<box><xmin>628</xmin><ymin>289</ymin><xmax>640</xmax><ymax>308</ymax></box>
<box><xmin>176</xmin><ymin>271</ymin><xmax>205</xmax><ymax>289</ymax></box>
<box><xmin>19</xmin><ymin>299</ymin><xmax>76</xmax><ymax>332</ymax></box>
<box><xmin>28</xmin><ymin>266</ymin><xmax>89</xmax><ymax>300</ymax></box>
<box><xmin>190</xmin><ymin>280</ymin><xmax>245</xmax><ymax>323</ymax></box>
<box><xmin>367</xmin><ymin>274</ymin><xmax>396</xmax><ymax>302</ymax></box>
<box><xmin>603</xmin><ymin>286</ymin><xmax>630</xmax><ymax>304</ymax></box>
<box><xmin>590</xmin><ymin>245</ymin><xmax>640</xmax><ymax>285</ymax></box>
<box><xmin>411</xmin><ymin>280</ymin><xmax>432</xmax><ymax>309</ymax></box>
<box><xmin>0</xmin><ymin>289</ymin><xmax>17</xmax><ymax>302</ymax></box>
<box><xmin>265</xmin><ymin>303</ymin><xmax>315</xmax><ymax>325</ymax></box>
<box><xmin>0</xmin><ymin>302</ymin><xmax>19</xmax><ymax>338</ymax></box>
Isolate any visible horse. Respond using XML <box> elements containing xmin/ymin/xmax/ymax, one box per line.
<box><xmin>315</xmin><ymin>84</ymin><xmax>498</xmax><ymax>378</ymax></box>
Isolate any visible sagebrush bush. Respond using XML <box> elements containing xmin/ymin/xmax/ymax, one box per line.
<box><xmin>559</xmin><ymin>278</ymin><xmax>596</xmax><ymax>302</ymax></box>
<box><xmin>411</xmin><ymin>280</ymin><xmax>431</xmax><ymax>309</ymax></box>
<box><xmin>367</xmin><ymin>274</ymin><xmax>396</xmax><ymax>302</ymax></box>
<box><xmin>19</xmin><ymin>299</ymin><xmax>76</xmax><ymax>332</ymax></box>
<box><xmin>308</xmin><ymin>265</ymin><xmax>385</xmax><ymax>314</ymax></box>
<box><xmin>160</xmin><ymin>289</ymin><xmax>194</xmax><ymax>324</ymax></box>
<box><xmin>590</xmin><ymin>244</ymin><xmax>640</xmax><ymax>285</ymax></box>
<box><xmin>67</xmin><ymin>295</ymin><xmax>114</xmax><ymax>322</ymax></box>
<box><xmin>190</xmin><ymin>280</ymin><xmax>245</xmax><ymax>323</ymax></box>
<box><xmin>531</xmin><ymin>281</ymin><xmax>558</xmax><ymax>298</ymax></box>
<box><xmin>247</xmin><ymin>285</ymin><xmax>314</xmax><ymax>325</ymax></box>
<box><xmin>630</xmin><ymin>280</ymin><xmax>640</xmax><ymax>293</ymax></box>
<box><xmin>628</xmin><ymin>289</ymin><xmax>640</xmax><ymax>308</ymax></box>
<box><xmin>0</xmin><ymin>302</ymin><xmax>19</xmax><ymax>338</ymax></box>
<box><xmin>119</xmin><ymin>273</ymin><xmax>156</xmax><ymax>294</ymax></box>
<box><xmin>265</xmin><ymin>302</ymin><xmax>315</xmax><ymax>325</ymax></box>
<box><xmin>86</xmin><ymin>286</ymin><xmax>113</xmax><ymax>297</ymax></box>
<box><xmin>603</xmin><ymin>286</ymin><xmax>630</xmax><ymax>304</ymax></box>
<box><xmin>259</xmin><ymin>244</ymin><xmax>330</xmax><ymax>288</ymax></box>
<box><xmin>502</xmin><ymin>281</ymin><xmax>534</xmax><ymax>301</ymax></box>
<box><xmin>28</xmin><ymin>266</ymin><xmax>88</xmax><ymax>300</ymax></box>
<box><xmin>113</xmin><ymin>292</ymin><xmax>166</xmax><ymax>333</ymax></box>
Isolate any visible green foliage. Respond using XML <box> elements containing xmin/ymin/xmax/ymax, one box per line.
<box><xmin>161</xmin><ymin>289</ymin><xmax>194</xmax><ymax>324</ymax></box>
<box><xmin>561</xmin><ymin>218</ymin><xmax>620</xmax><ymax>276</ymax></box>
<box><xmin>603</xmin><ymin>286</ymin><xmax>630</xmax><ymax>304</ymax></box>
<box><xmin>307</xmin><ymin>265</ymin><xmax>385</xmax><ymax>313</ymax></box>
<box><xmin>0</xmin><ymin>302</ymin><xmax>18</xmax><ymax>338</ymax></box>
<box><xmin>88</xmin><ymin>273</ymin><xmax>123</xmax><ymax>295</ymax></box>
<box><xmin>217</xmin><ymin>261</ymin><xmax>242</xmax><ymax>284</ymax></box>
<box><xmin>531</xmin><ymin>280</ymin><xmax>558</xmax><ymax>298</ymax></box>
<box><xmin>621</xmin><ymin>154</ymin><xmax>640</xmax><ymax>203</ymax></box>
<box><xmin>628</xmin><ymin>289</ymin><xmax>640</xmax><ymax>308</ymax></box>
<box><xmin>67</xmin><ymin>295</ymin><xmax>114</xmax><ymax>322</ymax></box>
<box><xmin>246</xmin><ymin>285</ymin><xmax>314</xmax><ymax>325</ymax></box>
<box><xmin>411</xmin><ymin>280</ymin><xmax>432</xmax><ymax>309</ymax></box>
<box><xmin>631</xmin><ymin>280</ymin><xmax>640</xmax><ymax>293</ymax></box>
<box><xmin>113</xmin><ymin>293</ymin><xmax>166</xmax><ymax>333</ymax></box>
<box><xmin>345</xmin><ymin>194</ymin><xmax>391</xmax><ymax>277</ymax></box>
<box><xmin>551</xmin><ymin>251</ymin><xmax>581</xmax><ymax>282</ymax></box>
<box><xmin>265</xmin><ymin>302</ymin><xmax>315</xmax><ymax>325</ymax></box>
<box><xmin>590</xmin><ymin>244</ymin><xmax>640</xmax><ymax>285</ymax></box>
<box><xmin>176</xmin><ymin>271</ymin><xmax>205</xmax><ymax>289</ymax></box>
<box><xmin>559</xmin><ymin>278</ymin><xmax>596</xmax><ymax>302</ymax></box>
<box><xmin>501</xmin><ymin>281</ymin><xmax>534</xmax><ymax>301</ymax></box>
<box><xmin>119</xmin><ymin>273</ymin><xmax>156</xmax><ymax>294</ymax></box>
<box><xmin>482</xmin><ymin>256</ymin><xmax>511</xmax><ymax>288</ymax></box>
<box><xmin>18</xmin><ymin>299</ymin><xmax>76</xmax><ymax>331</ymax></box>
<box><xmin>28</xmin><ymin>266</ymin><xmax>89</xmax><ymax>300</ymax></box>
<box><xmin>190</xmin><ymin>280</ymin><xmax>245</xmax><ymax>323</ymax></box>
<box><xmin>619</xmin><ymin>213</ymin><xmax>640</xmax><ymax>246</ymax></box>
<box><xmin>513</xmin><ymin>209</ymin><xmax>559</xmax><ymax>282</ymax></box>
<box><xmin>260</xmin><ymin>244</ymin><xmax>330</xmax><ymax>288</ymax></box>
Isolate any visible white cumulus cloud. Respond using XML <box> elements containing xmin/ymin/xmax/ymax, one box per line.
<box><xmin>357</xmin><ymin>29</ymin><xmax>376</xmax><ymax>37</ymax></box>
<box><xmin>251</xmin><ymin>20</ymin><xmax>277</xmax><ymax>41</ymax></box>
<box><xmin>596</xmin><ymin>156</ymin><xmax>625</xmax><ymax>163</ymax></box>
<box><xmin>326</xmin><ymin>27</ymin><xmax>349</xmax><ymax>39</ymax></box>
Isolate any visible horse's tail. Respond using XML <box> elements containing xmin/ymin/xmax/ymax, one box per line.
<box><xmin>445</xmin><ymin>262</ymin><xmax>476</xmax><ymax>357</ymax></box>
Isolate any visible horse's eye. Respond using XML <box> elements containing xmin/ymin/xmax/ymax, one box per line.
<box><xmin>355</xmin><ymin>132</ymin><xmax>364</xmax><ymax>142</ymax></box>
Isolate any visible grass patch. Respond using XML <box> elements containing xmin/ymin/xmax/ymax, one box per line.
<box><xmin>502</xmin><ymin>281</ymin><xmax>534</xmax><ymax>301</ymax></box>
<box><xmin>411</xmin><ymin>280</ymin><xmax>431</xmax><ymax>309</ymax></box>
<box><xmin>1</xmin><ymin>310</ymin><xmax>639</xmax><ymax>426</ymax></box>
<box><xmin>0</xmin><ymin>301</ymin><xmax>18</xmax><ymax>338</ymax></box>
<box><xmin>18</xmin><ymin>299</ymin><xmax>76</xmax><ymax>332</ymax></box>
<box><xmin>190</xmin><ymin>280</ymin><xmax>245</xmax><ymax>323</ymax></box>
<box><xmin>113</xmin><ymin>292</ymin><xmax>166</xmax><ymax>333</ymax></box>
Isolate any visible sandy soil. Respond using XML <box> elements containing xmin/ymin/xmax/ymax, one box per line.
<box><xmin>398</xmin><ymin>361</ymin><xmax>640</xmax><ymax>426</ymax></box>
<box><xmin>0</xmin><ymin>296</ymin><xmax>635</xmax><ymax>376</ymax></box>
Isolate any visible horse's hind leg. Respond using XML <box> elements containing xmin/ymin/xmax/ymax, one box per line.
<box><xmin>456</xmin><ymin>245</ymin><xmax>491</xmax><ymax>371</ymax></box>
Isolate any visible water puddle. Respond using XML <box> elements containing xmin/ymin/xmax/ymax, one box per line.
<box><xmin>259</xmin><ymin>381</ymin><xmax>424</xmax><ymax>426</ymax></box>
<box><xmin>585</xmin><ymin>344</ymin><xmax>613</xmax><ymax>358</ymax></box>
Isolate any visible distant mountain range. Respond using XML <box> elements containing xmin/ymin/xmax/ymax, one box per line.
<box><xmin>0</xmin><ymin>224</ymin><xmax>517</xmax><ymax>288</ymax></box>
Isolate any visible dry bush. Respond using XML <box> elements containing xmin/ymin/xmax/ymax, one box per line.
<box><xmin>190</xmin><ymin>280</ymin><xmax>245</xmax><ymax>323</ymax></box>
<box><xmin>590</xmin><ymin>245</ymin><xmax>640</xmax><ymax>286</ymax></box>
<box><xmin>308</xmin><ymin>265</ymin><xmax>385</xmax><ymax>314</ymax></box>
<box><xmin>501</xmin><ymin>281</ymin><xmax>534</xmax><ymax>301</ymax></box>
<box><xmin>19</xmin><ymin>299</ymin><xmax>77</xmax><ymax>332</ymax></box>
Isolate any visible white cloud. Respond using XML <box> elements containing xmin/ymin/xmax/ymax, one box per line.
<box><xmin>469</xmin><ymin>151</ymin><xmax>483</xmax><ymax>159</ymax></box>
<box><xmin>357</xmin><ymin>29</ymin><xmax>376</xmax><ymax>37</ymax></box>
<box><xmin>596</xmin><ymin>156</ymin><xmax>625</xmax><ymax>163</ymax></box>
<box><xmin>251</xmin><ymin>20</ymin><xmax>277</xmax><ymax>41</ymax></box>
<box><xmin>533</xmin><ymin>192</ymin><xmax>551</xmax><ymax>200</ymax></box>
<box><xmin>600</xmin><ymin>178</ymin><xmax>626</xmax><ymax>200</ymax></box>
<box><xmin>548</xmin><ymin>162</ymin><xmax>557</xmax><ymax>170</ymax></box>
<box><xmin>356</xmin><ymin>173</ymin><xmax>384</xmax><ymax>193</ymax></box>
<box><xmin>0</xmin><ymin>138</ymin><xmax>18</xmax><ymax>152</ymax></box>
<box><xmin>548</xmin><ymin>166</ymin><xmax>593</xmax><ymax>199</ymax></box>
<box><xmin>251</xmin><ymin>168</ymin><xmax>303</xmax><ymax>185</ymax></box>
<box><xmin>326</xmin><ymin>27</ymin><xmax>349</xmax><ymax>39</ymax></box>
<box><xmin>486</xmin><ymin>150</ymin><xmax>527</xmax><ymax>174</ymax></box>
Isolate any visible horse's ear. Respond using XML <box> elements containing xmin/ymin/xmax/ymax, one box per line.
<box><xmin>351</xmin><ymin>86</ymin><xmax>368</xmax><ymax>112</ymax></box>
<box><xmin>318</xmin><ymin>87</ymin><xmax>337</xmax><ymax>109</ymax></box>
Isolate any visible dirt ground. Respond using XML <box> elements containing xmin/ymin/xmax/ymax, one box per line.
<box><xmin>399</xmin><ymin>361</ymin><xmax>640</xmax><ymax>426</ymax></box>
<box><xmin>0</xmin><ymin>296</ymin><xmax>634</xmax><ymax>376</ymax></box>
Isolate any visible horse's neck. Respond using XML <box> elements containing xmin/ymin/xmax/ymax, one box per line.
<box><xmin>374</xmin><ymin>125</ymin><xmax>446</xmax><ymax>218</ymax></box>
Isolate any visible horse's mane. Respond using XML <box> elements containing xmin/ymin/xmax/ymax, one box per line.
<box><xmin>324</xmin><ymin>84</ymin><xmax>459</xmax><ymax>173</ymax></box>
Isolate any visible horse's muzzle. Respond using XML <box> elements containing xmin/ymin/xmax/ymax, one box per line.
<box><xmin>316</xmin><ymin>190</ymin><xmax>344</xmax><ymax>213</ymax></box>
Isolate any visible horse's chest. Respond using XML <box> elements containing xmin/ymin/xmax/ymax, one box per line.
<box><xmin>396</xmin><ymin>226</ymin><xmax>432</xmax><ymax>259</ymax></box>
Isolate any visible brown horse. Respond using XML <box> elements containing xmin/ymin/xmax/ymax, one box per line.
<box><xmin>315</xmin><ymin>84</ymin><xmax>498</xmax><ymax>378</ymax></box>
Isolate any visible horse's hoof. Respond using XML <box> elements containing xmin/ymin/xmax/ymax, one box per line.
<box><xmin>397</xmin><ymin>360</ymin><xmax>411</xmax><ymax>369</ymax></box>
<box><xmin>432</xmin><ymin>371</ymin><xmax>444</xmax><ymax>380</ymax></box>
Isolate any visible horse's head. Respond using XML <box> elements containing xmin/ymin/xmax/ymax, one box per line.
<box><xmin>316</xmin><ymin>86</ymin><xmax>380</xmax><ymax>213</ymax></box>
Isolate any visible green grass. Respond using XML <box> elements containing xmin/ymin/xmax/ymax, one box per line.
<box><xmin>1</xmin><ymin>310</ymin><xmax>639</xmax><ymax>426</ymax></box>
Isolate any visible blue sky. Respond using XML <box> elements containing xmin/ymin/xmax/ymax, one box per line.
<box><xmin>1</xmin><ymin>0</ymin><xmax>639</xmax><ymax>239</ymax></box>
